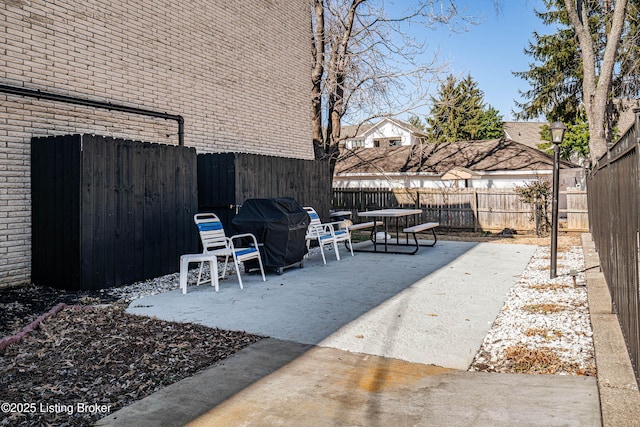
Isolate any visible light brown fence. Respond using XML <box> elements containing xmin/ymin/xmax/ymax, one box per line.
<box><xmin>566</xmin><ymin>189</ymin><xmax>589</xmax><ymax>231</ymax></box>
<box><xmin>332</xmin><ymin>188</ymin><xmax>589</xmax><ymax>232</ymax></box>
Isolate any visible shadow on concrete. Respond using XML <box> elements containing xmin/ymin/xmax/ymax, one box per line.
<box><xmin>98</xmin><ymin>240</ymin><xmax>570</xmax><ymax>427</ymax></box>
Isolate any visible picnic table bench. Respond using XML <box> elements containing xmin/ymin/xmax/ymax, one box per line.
<box><xmin>348</xmin><ymin>220</ymin><xmax>383</xmax><ymax>238</ymax></box>
<box><xmin>348</xmin><ymin>221</ymin><xmax>384</xmax><ymax>231</ymax></box>
<box><xmin>403</xmin><ymin>222</ymin><xmax>439</xmax><ymax>247</ymax></box>
<box><xmin>352</xmin><ymin>209</ymin><xmax>440</xmax><ymax>254</ymax></box>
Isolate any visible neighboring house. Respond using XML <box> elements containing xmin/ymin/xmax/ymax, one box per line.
<box><xmin>337</xmin><ymin>118</ymin><xmax>584</xmax><ymax>190</ymax></box>
<box><xmin>615</xmin><ymin>99</ymin><xmax>640</xmax><ymax>134</ymax></box>
<box><xmin>343</xmin><ymin>118</ymin><xmax>546</xmax><ymax>151</ymax></box>
<box><xmin>334</xmin><ymin>138</ymin><xmax>583</xmax><ymax>190</ymax></box>
<box><xmin>342</xmin><ymin>118</ymin><xmax>429</xmax><ymax>149</ymax></box>
<box><xmin>0</xmin><ymin>1</ymin><xmax>312</xmax><ymax>287</ymax></box>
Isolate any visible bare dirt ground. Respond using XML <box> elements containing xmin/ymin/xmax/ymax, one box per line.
<box><xmin>438</xmin><ymin>230</ymin><xmax>582</xmax><ymax>248</ymax></box>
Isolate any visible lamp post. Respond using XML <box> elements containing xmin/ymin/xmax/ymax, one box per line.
<box><xmin>549</xmin><ymin>121</ymin><xmax>566</xmax><ymax>279</ymax></box>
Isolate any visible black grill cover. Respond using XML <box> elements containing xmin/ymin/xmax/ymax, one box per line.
<box><xmin>232</xmin><ymin>198</ymin><xmax>310</xmax><ymax>269</ymax></box>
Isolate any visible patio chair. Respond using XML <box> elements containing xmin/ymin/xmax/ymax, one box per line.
<box><xmin>303</xmin><ymin>206</ymin><xmax>353</xmax><ymax>264</ymax></box>
<box><xmin>194</xmin><ymin>213</ymin><xmax>266</xmax><ymax>289</ymax></box>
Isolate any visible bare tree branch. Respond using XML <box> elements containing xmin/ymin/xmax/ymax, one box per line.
<box><xmin>311</xmin><ymin>0</ymin><xmax>476</xmax><ymax>171</ymax></box>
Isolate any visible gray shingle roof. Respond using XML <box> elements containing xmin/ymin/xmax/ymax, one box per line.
<box><xmin>502</xmin><ymin>122</ymin><xmax>545</xmax><ymax>149</ymax></box>
<box><xmin>335</xmin><ymin>138</ymin><xmax>576</xmax><ymax>175</ymax></box>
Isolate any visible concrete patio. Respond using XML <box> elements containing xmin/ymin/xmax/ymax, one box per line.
<box><xmin>95</xmin><ymin>239</ymin><xmax>613</xmax><ymax>426</ymax></box>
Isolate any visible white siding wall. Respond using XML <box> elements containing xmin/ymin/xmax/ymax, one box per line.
<box><xmin>345</xmin><ymin>120</ymin><xmax>418</xmax><ymax>148</ymax></box>
<box><xmin>333</xmin><ymin>172</ymin><xmax>556</xmax><ymax>189</ymax></box>
<box><xmin>334</xmin><ymin>169</ymin><xmax>584</xmax><ymax>190</ymax></box>
<box><xmin>364</xmin><ymin>121</ymin><xmax>413</xmax><ymax>147</ymax></box>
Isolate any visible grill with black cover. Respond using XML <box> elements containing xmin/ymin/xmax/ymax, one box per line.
<box><xmin>231</xmin><ymin>198</ymin><xmax>310</xmax><ymax>274</ymax></box>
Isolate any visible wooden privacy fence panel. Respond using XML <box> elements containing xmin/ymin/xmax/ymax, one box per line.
<box><xmin>566</xmin><ymin>189</ymin><xmax>589</xmax><ymax>231</ymax></box>
<box><xmin>415</xmin><ymin>190</ymin><xmax>476</xmax><ymax>229</ymax></box>
<box><xmin>31</xmin><ymin>134</ymin><xmax>198</xmax><ymax>291</ymax></box>
<box><xmin>332</xmin><ymin>188</ymin><xmax>589</xmax><ymax>232</ymax></box>
<box><xmin>198</xmin><ymin>153</ymin><xmax>332</xmax><ymax>230</ymax></box>
<box><xmin>476</xmin><ymin>190</ymin><xmax>531</xmax><ymax>231</ymax></box>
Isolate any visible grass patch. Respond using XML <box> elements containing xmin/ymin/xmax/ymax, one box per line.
<box><xmin>350</xmin><ymin>230</ymin><xmax>373</xmax><ymax>243</ymax></box>
<box><xmin>505</xmin><ymin>345</ymin><xmax>596</xmax><ymax>376</ymax></box>
<box><xmin>522</xmin><ymin>303</ymin><xmax>568</xmax><ymax>314</ymax></box>
<box><xmin>505</xmin><ymin>345</ymin><xmax>563</xmax><ymax>373</ymax></box>
<box><xmin>525</xmin><ymin>328</ymin><xmax>564</xmax><ymax>340</ymax></box>
<box><xmin>529</xmin><ymin>283</ymin><xmax>572</xmax><ymax>291</ymax></box>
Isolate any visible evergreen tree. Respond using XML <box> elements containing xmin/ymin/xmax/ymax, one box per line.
<box><xmin>457</xmin><ymin>75</ymin><xmax>485</xmax><ymax>140</ymax></box>
<box><xmin>514</xmin><ymin>0</ymin><xmax>640</xmax><ymax>161</ymax></box>
<box><xmin>426</xmin><ymin>75</ymin><xmax>459</xmax><ymax>142</ymax></box>
<box><xmin>426</xmin><ymin>74</ymin><xmax>503</xmax><ymax>143</ymax></box>
<box><xmin>538</xmin><ymin>111</ymin><xmax>590</xmax><ymax>163</ymax></box>
<box><xmin>513</xmin><ymin>1</ymin><xmax>584</xmax><ymax>124</ymax></box>
<box><xmin>407</xmin><ymin>114</ymin><xmax>426</xmax><ymax>130</ymax></box>
<box><xmin>478</xmin><ymin>106</ymin><xmax>505</xmax><ymax>140</ymax></box>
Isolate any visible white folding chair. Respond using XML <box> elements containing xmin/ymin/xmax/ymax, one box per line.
<box><xmin>303</xmin><ymin>206</ymin><xmax>353</xmax><ymax>264</ymax></box>
<box><xmin>194</xmin><ymin>213</ymin><xmax>266</xmax><ymax>289</ymax></box>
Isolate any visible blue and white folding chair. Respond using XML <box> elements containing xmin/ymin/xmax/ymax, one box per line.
<box><xmin>194</xmin><ymin>213</ymin><xmax>266</xmax><ymax>289</ymax></box>
<box><xmin>303</xmin><ymin>206</ymin><xmax>353</xmax><ymax>264</ymax></box>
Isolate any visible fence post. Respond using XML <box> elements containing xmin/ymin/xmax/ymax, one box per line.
<box><xmin>472</xmin><ymin>190</ymin><xmax>478</xmax><ymax>232</ymax></box>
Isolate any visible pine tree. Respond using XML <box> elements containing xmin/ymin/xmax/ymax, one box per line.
<box><xmin>457</xmin><ymin>75</ymin><xmax>485</xmax><ymax>140</ymax></box>
<box><xmin>407</xmin><ymin>114</ymin><xmax>426</xmax><ymax>130</ymax></box>
<box><xmin>513</xmin><ymin>1</ymin><xmax>583</xmax><ymax>124</ymax></box>
<box><xmin>478</xmin><ymin>107</ymin><xmax>505</xmax><ymax>140</ymax></box>
<box><xmin>426</xmin><ymin>75</ymin><xmax>458</xmax><ymax>143</ymax></box>
<box><xmin>426</xmin><ymin>74</ymin><xmax>503</xmax><ymax>143</ymax></box>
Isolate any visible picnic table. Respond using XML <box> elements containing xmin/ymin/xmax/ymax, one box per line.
<box><xmin>352</xmin><ymin>208</ymin><xmax>438</xmax><ymax>254</ymax></box>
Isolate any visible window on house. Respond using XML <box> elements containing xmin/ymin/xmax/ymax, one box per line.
<box><xmin>388</xmin><ymin>139</ymin><xmax>401</xmax><ymax>147</ymax></box>
<box><xmin>373</xmin><ymin>137</ymin><xmax>402</xmax><ymax>147</ymax></box>
<box><xmin>350</xmin><ymin>139</ymin><xmax>365</xmax><ymax>148</ymax></box>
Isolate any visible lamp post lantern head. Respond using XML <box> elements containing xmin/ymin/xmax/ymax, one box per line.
<box><xmin>550</xmin><ymin>121</ymin><xmax>567</xmax><ymax>145</ymax></box>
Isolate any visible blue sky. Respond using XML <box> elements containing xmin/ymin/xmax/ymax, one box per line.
<box><xmin>398</xmin><ymin>0</ymin><xmax>549</xmax><ymax>122</ymax></box>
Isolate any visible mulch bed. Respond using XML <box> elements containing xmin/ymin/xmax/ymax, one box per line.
<box><xmin>0</xmin><ymin>284</ymin><xmax>120</xmax><ymax>339</ymax></box>
<box><xmin>0</xmin><ymin>285</ymin><xmax>262</xmax><ymax>426</ymax></box>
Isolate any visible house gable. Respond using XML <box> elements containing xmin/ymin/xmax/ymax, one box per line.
<box><xmin>345</xmin><ymin>118</ymin><xmax>428</xmax><ymax>149</ymax></box>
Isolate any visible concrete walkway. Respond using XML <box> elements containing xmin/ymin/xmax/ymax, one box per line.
<box><xmin>97</xmin><ymin>239</ymin><xmax>609</xmax><ymax>426</ymax></box>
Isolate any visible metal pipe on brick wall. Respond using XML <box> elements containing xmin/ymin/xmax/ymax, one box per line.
<box><xmin>0</xmin><ymin>84</ymin><xmax>185</xmax><ymax>146</ymax></box>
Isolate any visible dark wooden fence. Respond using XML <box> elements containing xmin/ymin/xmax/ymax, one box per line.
<box><xmin>198</xmin><ymin>153</ymin><xmax>332</xmax><ymax>231</ymax></box>
<box><xmin>31</xmin><ymin>134</ymin><xmax>198</xmax><ymax>290</ymax></box>
<box><xmin>30</xmin><ymin>139</ymin><xmax>331</xmax><ymax>290</ymax></box>
<box><xmin>333</xmin><ymin>187</ymin><xmax>588</xmax><ymax>232</ymax></box>
<box><xmin>587</xmin><ymin>112</ymin><xmax>640</xmax><ymax>386</ymax></box>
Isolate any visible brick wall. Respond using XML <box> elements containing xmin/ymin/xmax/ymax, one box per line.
<box><xmin>0</xmin><ymin>0</ymin><xmax>313</xmax><ymax>287</ymax></box>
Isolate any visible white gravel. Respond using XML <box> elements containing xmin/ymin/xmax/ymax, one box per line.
<box><xmin>469</xmin><ymin>244</ymin><xmax>595</xmax><ymax>375</ymax></box>
<box><xmin>97</xmin><ymin>264</ymin><xmax>236</xmax><ymax>302</ymax></box>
